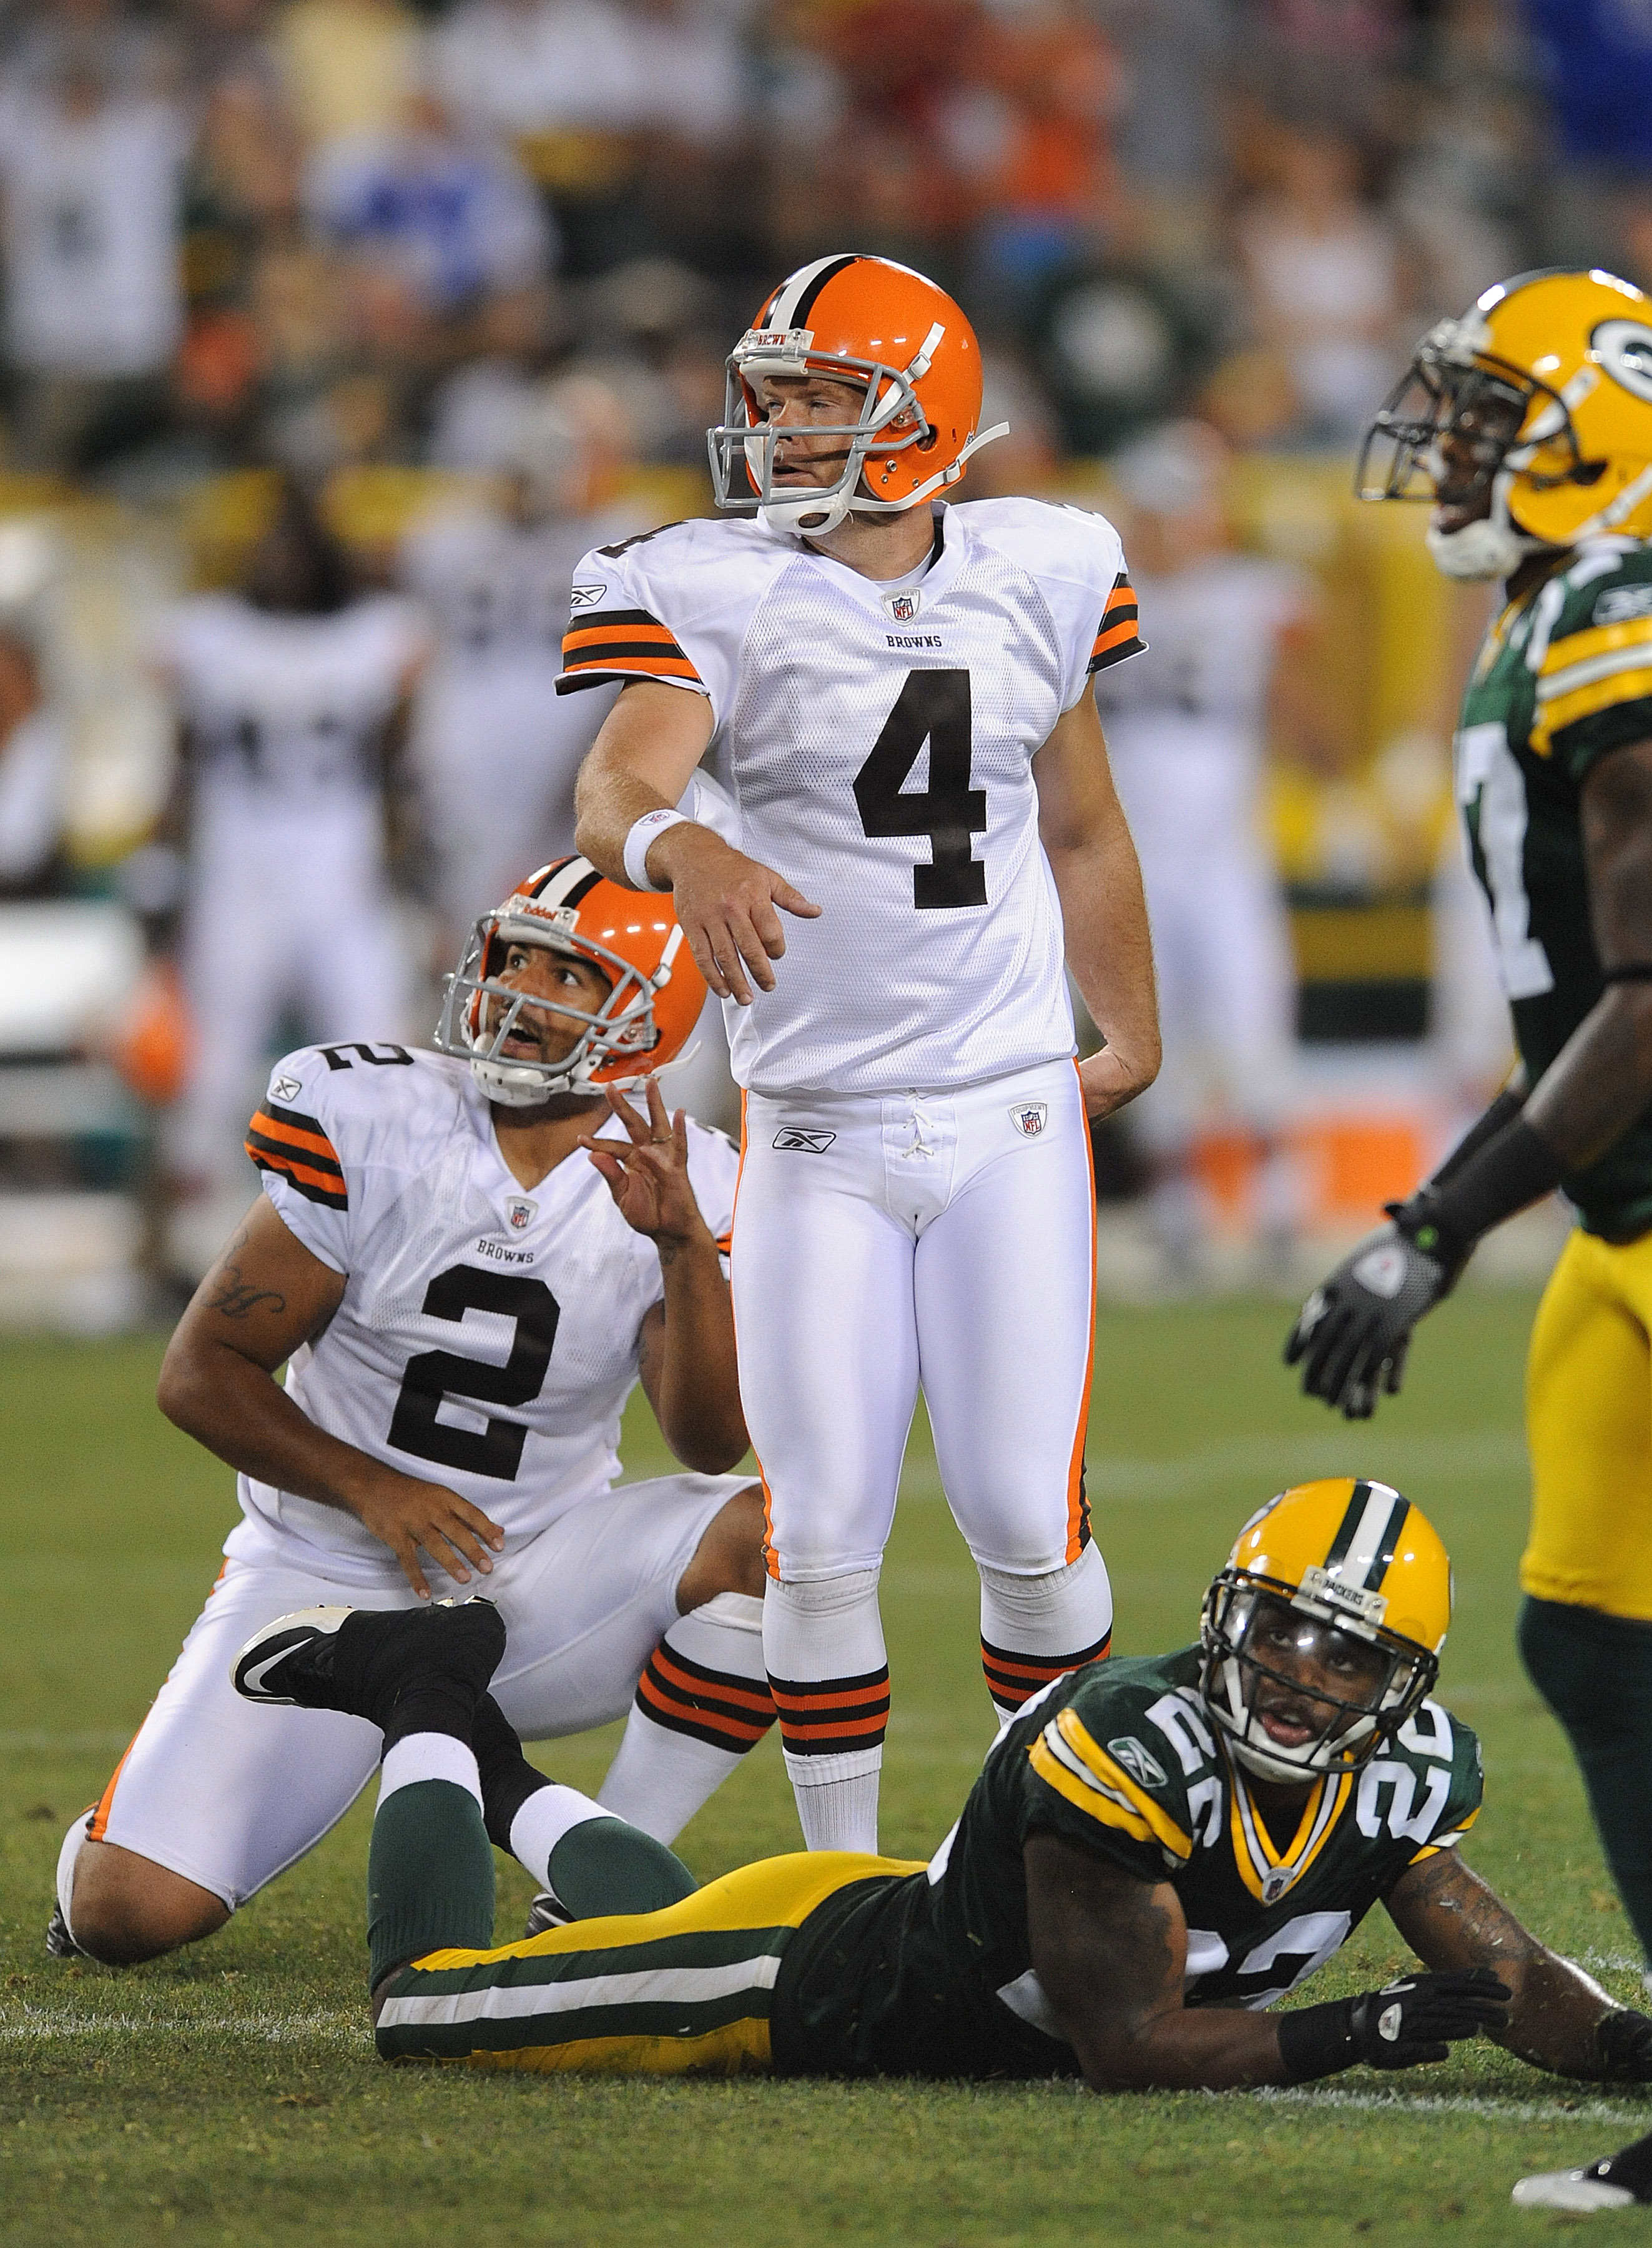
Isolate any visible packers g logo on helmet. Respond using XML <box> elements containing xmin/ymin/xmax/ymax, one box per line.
<box><xmin>1199</xmin><ymin>1479</ymin><xmax>1451</xmax><ymax>1786</ymax></box>
<box><xmin>1358</xmin><ymin>269</ymin><xmax>1652</xmax><ymax>578</ymax></box>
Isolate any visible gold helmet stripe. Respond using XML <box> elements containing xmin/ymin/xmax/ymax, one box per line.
<box><xmin>1322</xmin><ymin>1481</ymin><xmax>1412</xmax><ymax>1594</ymax></box>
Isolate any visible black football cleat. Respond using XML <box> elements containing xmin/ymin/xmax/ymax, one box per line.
<box><xmin>1514</xmin><ymin>2131</ymin><xmax>1652</xmax><ymax>2210</ymax></box>
<box><xmin>231</xmin><ymin>1599</ymin><xmax>506</xmax><ymax>1731</ymax></box>
<box><xmin>45</xmin><ymin>1902</ymin><xmax>86</xmax><ymax>1960</ymax></box>
<box><xmin>523</xmin><ymin>1890</ymin><xmax>575</xmax><ymax>1940</ymax></box>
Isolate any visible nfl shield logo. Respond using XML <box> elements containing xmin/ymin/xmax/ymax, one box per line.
<box><xmin>1009</xmin><ymin>1102</ymin><xmax>1048</xmax><ymax>1139</ymax></box>
<box><xmin>882</xmin><ymin>588</ymin><xmax>921</xmax><ymax>623</ymax></box>
<box><xmin>506</xmin><ymin>1196</ymin><xmax>536</xmax><ymax>1231</ymax></box>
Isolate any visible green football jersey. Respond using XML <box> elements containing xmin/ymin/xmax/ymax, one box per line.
<box><xmin>1457</xmin><ymin>534</ymin><xmax>1652</xmax><ymax>1239</ymax></box>
<box><xmin>769</xmin><ymin>1647</ymin><xmax>1482</xmax><ymax>2080</ymax></box>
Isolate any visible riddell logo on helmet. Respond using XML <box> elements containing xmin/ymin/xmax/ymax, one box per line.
<box><xmin>740</xmin><ymin>327</ymin><xmax>814</xmax><ymax>355</ymax></box>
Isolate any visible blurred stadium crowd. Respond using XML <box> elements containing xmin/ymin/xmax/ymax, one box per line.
<box><xmin>0</xmin><ymin>0</ymin><xmax>1635</xmax><ymax>1315</ymax></box>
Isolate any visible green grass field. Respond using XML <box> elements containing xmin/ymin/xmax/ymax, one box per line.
<box><xmin>4</xmin><ymin>1291</ymin><xmax>1651</xmax><ymax>2246</ymax></box>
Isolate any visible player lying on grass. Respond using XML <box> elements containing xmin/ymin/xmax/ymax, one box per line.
<box><xmin>52</xmin><ymin>860</ymin><xmax>777</xmax><ymax>1969</ymax></box>
<box><xmin>230</xmin><ymin>1477</ymin><xmax>1652</xmax><ymax>2089</ymax></box>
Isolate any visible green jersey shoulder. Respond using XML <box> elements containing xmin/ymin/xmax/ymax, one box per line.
<box><xmin>771</xmin><ymin>1649</ymin><xmax>1482</xmax><ymax>2080</ymax></box>
<box><xmin>1458</xmin><ymin>536</ymin><xmax>1652</xmax><ymax>1238</ymax></box>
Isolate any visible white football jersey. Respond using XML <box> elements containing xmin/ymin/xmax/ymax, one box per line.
<box><xmin>154</xmin><ymin>593</ymin><xmax>426</xmax><ymax>826</ymax></box>
<box><xmin>556</xmin><ymin>498</ymin><xmax>1144</xmax><ymax>1095</ymax></box>
<box><xmin>223</xmin><ymin>1043</ymin><xmax>740</xmax><ymax>1586</ymax></box>
<box><xmin>1093</xmin><ymin>554</ymin><xmax>1307</xmax><ymax>844</ymax></box>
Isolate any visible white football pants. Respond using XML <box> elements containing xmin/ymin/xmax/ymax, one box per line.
<box><xmin>732</xmin><ymin>1057</ymin><xmax>1098</xmax><ymax>1581</ymax></box>
<box><xmin>74</xmin><ymin>1472</ymin><xmax>742</xmax><ymax>1911</ymax></box>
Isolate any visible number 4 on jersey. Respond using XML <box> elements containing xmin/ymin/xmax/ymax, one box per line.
<box><xmin>853</xmin><ymin>668</ymin><xmax>986</xmax><ymax>908</ymax></box>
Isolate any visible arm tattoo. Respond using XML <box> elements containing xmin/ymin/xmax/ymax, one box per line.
<box><xmin>207</xmin><ymin>1260</ymin><xmax>287</xmax><ymax>1321</ymax></box>
<box><xmin>1394</xmin><ymin>1849</ymin><xmax>1541</xmax><ymax>1965</ymax></box>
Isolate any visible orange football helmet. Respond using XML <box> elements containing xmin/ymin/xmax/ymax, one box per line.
<box><xmin>707</xmin><ymin>253</ymin><xmax>1008</xmax><ymax>536</ymax></box>
<box><xmin>435</xmin><ymin>857</ymin><xmax>706</xmax><ymax>1106</ymax></box>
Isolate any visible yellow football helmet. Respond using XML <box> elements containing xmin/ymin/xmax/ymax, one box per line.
<box><xmin>1199</xmin><ymin>1479</ymin><xmax>1452</xmax><ymax>1785</ymax></box>
<box><xmin>1359</xmin><ymin>269</ymin><xmax>1652</xmax><ymax>579</ymax></box>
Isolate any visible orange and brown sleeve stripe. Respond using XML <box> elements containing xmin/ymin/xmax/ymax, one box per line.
<box><xmin>1087</xmin><ymin>571</ymin><xmax>1144</xmax><ymax>674</ymax></box>
<box><xmin>557</xmin><ymin>608</ymin><xmax>704</xmax><ymax>694</ymax></box>
<box><xmin>634</xmin><ymin>1644</ymin><xmax>777</xmax><ymax>1752</ymax></box>
<box><xmin>980</xmin><ymin>1630</ymin><xmax>1111</xmax><ymax>1714</ymax></box>
<box><xmin>245</xmin><ymin>1104</ymin><xmax>347</xmax><ymax>1211</ymax></box>
<box><xmin>769</xmin><ymin>1665</ymin><xmax>890</xmax><ymax>1756</ymax></box>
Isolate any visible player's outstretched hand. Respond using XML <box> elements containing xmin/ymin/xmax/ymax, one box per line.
<box><xmin>1279</xmin><ymin>1968</ymin><xmax>1511</xmax><ymax>2080</ymax></box>
<box><xmin>581</xmin><ymin>1078</ymin><xmax>712</xmax><ymax>1251</ymax></box>
<box><xmin>652</xmin><ymin>823</ymin><xmax>820</xmax><ymax>1005</ymax></box>
<box><xmin>345</xmin><ymin>1464</ymin><xmax>506</xmax><ymax>1600</ymax></box>
<box><xmin>1347</xmin><ymin>1970</ymin><xmax>1512</xmax><ymax>2068</ymax></box>
<box><xmin>1284</xmin><ymin>1221</ymin><xmax>1450</xmax><ymax>1419</ymax></box>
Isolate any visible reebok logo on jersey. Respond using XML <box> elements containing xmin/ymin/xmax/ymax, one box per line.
<box><xmin>569</xmin><ymin>583</ymin><xmax>606</xmax><ymax>608</ymax></box>
<box><xmin>1009</xmin><ymin>1102</ymin><xmax>1048</xmax><ymax>1138</ymax></box>
<box><xmin>772</xmin><ymin>1128</ymin><xmax>835</xmax><ymax>1153</ymax></box>
<box><xmin>1595</xmin><ymin>583</ymin><xmax>1652</xmax><ymax>625</ymax></box>
<box><xmin>881</xmin><ymin>588</ymin><xmax>922</xmax><ymax>623</ymax></box>
<box><xmin>268</xmin><ymin>1074</ymin><xmax>302</xmax><ymax>1105</ymax></box>
<box><xmin>1107</xmin><ymin>1736</ymin><xmax>1167</xmax><ymax>1789</ymax></box>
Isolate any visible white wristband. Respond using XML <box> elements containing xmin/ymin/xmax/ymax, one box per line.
<box><xmin>622</xmin><ymin>808</ymin><xmax>691</xmax><ymax>890</ymax></box>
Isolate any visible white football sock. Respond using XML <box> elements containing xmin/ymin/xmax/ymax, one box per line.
<box><xmin>508</xmin><ymin>1783</ymin><xmax>611</xmax><ymax>1888</ymax></box>
<box><xmin>378</xmin><ymin>1732</ymin><xmax>482</xmax><ymax>1810</ymax></box>
<box><xmin>598</xmin><ymin>1592</ymin><xmax>774</xmax><ymax>1844</ymax></box>
<box><xmin>764</xmin><ymin>1569</ymin><xmax>887</xmax><ymax>1855</ymax></box>
<box><xmin>56</xmin><ymin>1812</ymin><xmax>90</xmax><ymax>1940</ymax></box>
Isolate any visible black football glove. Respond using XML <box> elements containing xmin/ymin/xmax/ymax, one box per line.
<box><xmin>1277</xmin><ymin>1968</ymin><xmax>1511</xmax><ymax>2083</ymax></box>
<box><xmin>1596</xmin><ymin>2008</ymin><xmax>1652</xmax><ymax>2082</ymax></box>
<box><xmin>1284</xmin><ymin>1210</ymin><xmax>1455</xmax><ymax>1420</ymax></box>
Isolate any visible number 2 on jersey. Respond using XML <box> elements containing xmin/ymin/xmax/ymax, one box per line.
<box><xmin>388</xmin><ymin>1265</ymin><xmax>560</xmax><ymax>1481</ymax></box>
<box><xmin>853</xmin><ymin>668</ymin><xmax>986</xmax><ymax>908</ymax></box>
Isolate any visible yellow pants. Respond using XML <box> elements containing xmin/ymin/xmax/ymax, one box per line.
<box><xmin>376</xmin><ymin>1851</ymin><xmax>922</xmax><ymax>2074</ymax></box>
<box><xmin>1525</xmin><ymin>1226</ymin><xmax>1652</xmax><ymax>1618</ymax></box>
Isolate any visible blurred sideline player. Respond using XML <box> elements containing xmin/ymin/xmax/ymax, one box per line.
<box><xmin>401</xmin><ymin>385</ymin><xmax>646</xmax><ymax>947</ymax></box>
<box><xmin>571</xmin><ymin>254</ymin><xmax>1161</xmax><ymax>1853</ymax></box>
<box><xmin>235</xmin><ymin>1479</ymin><xmax>1652</xmax><ymax>2098</ymax></box>
<box><xmin>154</xmin><ymin>478</ymin><xmax>426</xmax><ymax>1216</ymax></box>
<box><xmin>1279</xmin><ymin>270</ymin><xmax>1652</xmax><ymax>2210</ymax></box>
<box><xmin>1095</xmin><ymin>421</ymin><xmax>1319</xmax><ymax>1271</ymax></box>
<box><xmin>52</xmin><ymin>862</ymin><xmax>775</xmax><ymax>1966</ymax></box>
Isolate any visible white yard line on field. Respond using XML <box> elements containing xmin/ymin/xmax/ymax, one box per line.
<box><xmin>0</xmin><ymin>2004</ymin><xmax>369</xmax><ymax>2047</ymax></box>
<box><xmin>1254</xmin><ymin>2086</ymin><xmax>1650</xmax><ymax>2125</ymax></box>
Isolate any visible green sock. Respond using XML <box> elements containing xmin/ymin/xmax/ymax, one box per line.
<box><xmin>546</xmin><ymin>1816</ymin><xmax>698</xmax><ymax>1920</ymax></box>
<box><xmin>367</xmin><ymin>1780</ymin><xmax>496</xmax><ymax>1991</ymax></box>
<box><xmin>1520</xmin><ymin>1595</ymin><xmax>1652</xmax><ymax>1961</ymax></box>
